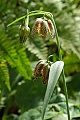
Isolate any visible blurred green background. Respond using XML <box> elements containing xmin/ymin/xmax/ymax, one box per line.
<box><xmin>0</xmin><ymin>0</ymin><xmax>80</xmax><ymax>120</ymax></box>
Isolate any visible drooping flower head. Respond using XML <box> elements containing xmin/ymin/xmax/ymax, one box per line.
<box><xmin>31</xmin><ymin>18</ymin><xmax>48</xmax><ymax>39</ymax></box>
<box><xmin>33</xmin><ymin>60</ymin><xmax>52</xmax><ymax>84</ymax></box>
<box><xmin>31</xmin><ymin>18</ymin><xmax>55</xmax><ymax>39</ymax></box>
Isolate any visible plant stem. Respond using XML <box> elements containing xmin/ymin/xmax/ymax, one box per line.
<box><xmin>62</xmin><ymin>70</ymin><xmax>70</xmax><ymax>120</ymax></box>
<box><xmin>50</xmin><ymin>16</ymin><xmax>70</xmax><ymax>120</ymax></box>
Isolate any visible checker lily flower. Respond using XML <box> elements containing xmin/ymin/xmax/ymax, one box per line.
<box><xmin>33</xmin><ymin>60</ymin><xmax>52</xmax><ymax>84</ymax></box>
<box><xmin>31</xmin><ymin>18</ymin><xmax>55</xmax><ymax>39</ymax></box>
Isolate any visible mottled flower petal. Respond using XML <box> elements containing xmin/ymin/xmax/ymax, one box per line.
<box><xmin>33</xmin><ymin>60</ymin><xmax>52</xmax><ymax>84</ymax></box>
<box><xmin>31</xmin><ymin>18</ymin><xmax>43</xmax><ymax>37</ymax></box>
<box><xmin>33</xmin><ymin>60</ymin><xmax>45</xmax><ymax>80</ymax></box>
<box><xmin>31</xmin><ymin>22</ymin><xmax>38</xmax><ymax>38</ymax></box>
<box><xmin>31</xmin><ymin>18</ymin><xmax>55</xmax><ymax>39</ymax></box>
<box><xmin>41</xmin><ymin>63</ymin><xmax>50</xmax><ymax>84</ymax></box>
<box><xmin>47</xmin><ymin>19</ymin><xmax>55</xmax><ymax>38</ymax></box>
<box><xmin>39</xmin><ymin>20</ymin><xmax>48</xmax><ymax>39</ymax></box>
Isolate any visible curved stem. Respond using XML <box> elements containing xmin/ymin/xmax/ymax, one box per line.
<box><xmin>47</xmin><ymin>55</ymin><xmax>53</xmax><ymax>62</ymax></box>
<box><xmin>7</xmin><ymin>11</ymin><xmax>45</xmax><ymax>27</ymax></box>
<box><xmin>50</xmin><ymin>16</ymin><xmax>70</xmax><ymax>120</ymax></box>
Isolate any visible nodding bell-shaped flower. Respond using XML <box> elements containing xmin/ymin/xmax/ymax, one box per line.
<box><xmin>31</xmin><ymin>18</ymin><xmax>48</xmax><ymax>39</ymax></box>
<box><xmin>31</xmin><ymin>18</ymin><xmax>55</xmax><ymax>39</ymax></box>
<box><xmin>19</xmin><ymin>23</ymin><xmax>30</xmax><ymax>44</ymax></box>
<box><xmin>33</xmin><ymin>60</ymin><xmax>52</xmax><ymax>84</ymax></box>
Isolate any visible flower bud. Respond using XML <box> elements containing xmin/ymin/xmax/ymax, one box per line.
<box><xmin>19</xmin><ymin>24</ymin><xmax>30</xmax><ymax>44</ymax></box>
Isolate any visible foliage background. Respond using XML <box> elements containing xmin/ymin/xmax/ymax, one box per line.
<box><xmin>0</xmin><ymin>0</ymin><xmax>80</xmax><ymax>120</ymax></box>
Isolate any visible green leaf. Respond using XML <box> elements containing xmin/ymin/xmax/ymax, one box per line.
<box><xmin>0</xmin><ymin>59</ymin><xmax>11</xmax><ymax>91</ymax></box>
<box><xmin>25</xmin><ymin>37</ymin><xmax>48</xmax><ymax>59</ymax></box>
<box><xmin>0</xmin><ymin>52</ymin><xmax>11</xmax><ymax>91</ymax></box>
<box><xmin>51</xmin><ymin>114</ymin><xmax>67</xmax><ymax>120</ymax></box>
<box><xmin>56</xmin><ymin>11</ymin><xmax>80</xmax><ymax>58</ymax></box>
<box><xmin>15</xmin><ymin>80</ymin><xmax>46</xmax><ymax>110</ymax></box>
<box><xmin>0</xmin><ymin>27</ymin><xmax>32</xmax><ymax>80</ymax></box>
<box><xmin>70</xmin><ymin>104</ymin><xmax>80</xmax><ymax>118</ymax></box>
<box><xmin>42</xmin><ymin>61</ymin><xmax>64</xmax><ymax>120</ymax></box>
<box><xmin>18</xmin><ymin>112</ymin><xmax>30</xmax><ymax>120</ymax></box>
<box><xmin>6</xmin><ymin>114</ymin><xmax>18</xmax><ymax>120</ymax></box>
<box><xmin>63</xmin><ymin>53</ymin><xmax>80</xmax><ymax>75</ymax></box>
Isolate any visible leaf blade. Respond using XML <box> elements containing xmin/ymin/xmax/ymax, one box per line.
<box><xmin>42</xmin><ymin>61</ymin><xmax>64</xmax><ymax>120</ymax></box>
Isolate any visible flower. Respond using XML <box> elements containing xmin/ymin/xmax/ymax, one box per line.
<box><xmin>31</xmin><ymin>18</ymin><xmax>48</xmax><ymax>39</ymax></box>
<box><xmin>31</xmin><ymin>18</ymin><xmax>55</xmax><ymax>39</ymax></box>
<box><xmin>19</xmin><ymin>23</ymin><xmax>30</xmax><ymax>44</ymax></box>
<box><xmin>41</xmin><ymin>62</ymin><xmax>50</xmax><ymax>84</ymax></box>
<box><xmin>39</xmin><ymin>20</ymin><xmax>48</xmax><ymax>39</ymax></box>
<box><xmin>33</xmin><ymin>60</ymin><xmax>52</xmax><ymax>84</ymax></box>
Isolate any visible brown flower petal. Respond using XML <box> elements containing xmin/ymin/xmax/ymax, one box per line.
<box><xmin>33</xmin><ymin>60</ymin><xmax>45</xmax><ymax>80</ymax></box>
<box><xmin>41</xmin><ymin>63</ymin><xmax>50</xmax><ymax>84</ymax></box>
<box><xmin>47</xmin><ymin>19</ymin><xmax>55</xmax><ymax>38</ymax></box>
<box><xmin>33</xmin><ymin>60</ymin><xmax>52</xmax><ymax>84</ymax></box>
<box><xmin>31</xmin><ymin>18</ymin><xmax>43</xmax><ymax>37</ymax></box>
<box><xmin>31</xmin><ymin>18</ymin><xmax>55</xmax><ymax>39</ymax></box>
<box><xmin>39</xmin><ymin>20</ymin><xmax>48</xmax><ymax>39</ymax></box>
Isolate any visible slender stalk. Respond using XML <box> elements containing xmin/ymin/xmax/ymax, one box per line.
<box><xmin>50</xmin><ymin>16</ymin><xmax>70</xmax><ymax>120</ymax></box>
<box><xmin>62</xmin><ymin>69</ymin><xmax>70</xmax><ymax>120</ymax></box>
<box><xmin>7</xmin><ymin>11</ymin><xmax>45</xmax><ymax>27</ymax></box>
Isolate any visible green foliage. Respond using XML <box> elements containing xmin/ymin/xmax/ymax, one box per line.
<box><xmin>57</xmin><ymin>12</ymin><xmax>80</xmax><ymax>58</ymax></box>
<box><xmin>43</xmin><ymin>0</ymin><xmax>80</xmax><ymax>58</ymax></box>
<box><xmin>25</xmin><ymin>36</ymin><xmax>48</xmax><ymax>59</ymax></box>
<box><xmin>0</xmin><ymin>0</ymin><xmax>80</xmax><ymax>120</ymax></box>
<box><xmin>0</xmin><ymin>57</ymin><xmax>10</xmax><ymax>91</ymax></box>
<box><xmin>42</xmin><ymin>61</ymin><xmax>64</xmax><ymax>120</ymax></box>
<box><xmin>15</xmin><ymin>80</ymin><xmax>46</xmax><ymax>110</ymax></box>
<box><xmin>6</xmin><ymin>102</ymin><xmax>80</xmax><ymax>120</ymax></box>
<box><xmin>0</xmin><ymin>27</ymin><xmax>32</xmax><ymax>80</ymax></box>
<box><xmin>63</xmin><ymin>53</ymin><xmax>80</xmax><ymax>75</ymax></box>
<box><xmin>6</xmin><ymin>114</ymin><xmax>18</xmax><ymax>120</ymax></box>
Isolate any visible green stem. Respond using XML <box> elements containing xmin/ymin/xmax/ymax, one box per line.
<box><xmin>47</xmin><ymin>55</ymin><xmax>53</xmax><ymax>62</ymax></box>
<box><xmin>50</xmin><ymin>16</ymin><xmax>70</xmax><ymax>120</ymax></box>
<box><xmin>7</xmin><ymin>11</ymin><xmax>45</xmax><ymax>27</ymax></box>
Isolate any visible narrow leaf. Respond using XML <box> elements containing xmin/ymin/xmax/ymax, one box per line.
<box><xmin>42</xmin><ymin>61</ymin><xmax>64</xmax><ymax>120</ymax></box>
